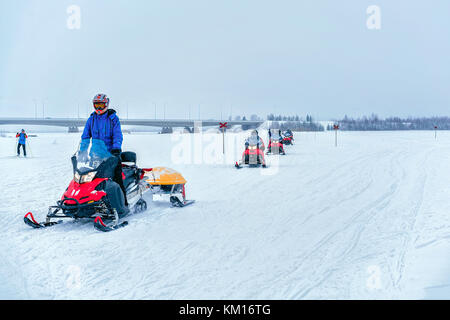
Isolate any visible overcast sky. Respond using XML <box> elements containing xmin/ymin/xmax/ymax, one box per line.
<box><xmin>1</xmin><ymin>0</ymin><xmax>449</xmax><ymax>120</ymax></box>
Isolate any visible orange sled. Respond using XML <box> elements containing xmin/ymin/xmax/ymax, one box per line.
<box><xmin>142</xmin><ymin>167</ymin><xmax>195</xmax><ymax>207</ymax></box>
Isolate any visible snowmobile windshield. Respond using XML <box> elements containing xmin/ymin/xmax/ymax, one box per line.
<box><xmin>271</xmin><ymin>134</ymin><xmax>281</xmax><ymax>141</ymax></box>
<box><xmin>75</xmin><ymin>139</ymin><xmax>113</xmax><ymax>174</ymax></box>
<box><xmin>247</xmin><ymin>135</ymin><xmax>259</xmax><ymax>146</ymax></box>
<box><xmin>270</xmin><ymin>130</ymin><xmax>280</xmax><ymax>139</ymax></box>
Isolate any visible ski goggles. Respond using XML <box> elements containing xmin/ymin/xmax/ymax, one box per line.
<box><xmin>93</xmin><ymin>102</ymin><xmax>107</xmax><ymax>111</ymax></box>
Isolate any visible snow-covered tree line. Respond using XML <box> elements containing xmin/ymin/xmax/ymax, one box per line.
<box><xmin>267</xmin><ymin>114</ymin><xmax>324</xmax><ymax>132</ymax></box>
<box><xmin>329</xmin><ymin>114</ymin><xmax>450</xmax><ymax>131</ymax></box>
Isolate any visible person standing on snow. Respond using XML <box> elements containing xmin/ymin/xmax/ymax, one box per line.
<box><xmin>80</xmin><ymin>93</ymin><xmax>128</xmax><ymax>206</ymax></box>
<box><xmin>16</xmin><ymin>129</ymin><xmax>28</xmax><ymax>157</ymax></box>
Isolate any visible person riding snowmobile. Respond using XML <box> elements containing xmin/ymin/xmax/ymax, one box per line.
<box><xmin>80</xmin><ymin>93</ymin><xmax>128</xmax><ymax>206</ymax></box>
<box><xmin>282</xmin><ymin>129</ymin><xmax>294</xmax><ymax>144</ymax></box>
<box><xmin>245</xmin><ymin>130</ymin><xmax>265</xmax><ymax>151</ymax></box>
<box><xmin>267</xmin><ymin>129</ymin><xmax>285</xmax><ymax>154</ymax></box>
<box><xmin>268</xmin><ymin>129</ymin><xmax>283</xmax><ymax>143</ymax></box>
<box><xmin>16</xmin><ymin>129</ymin><xmax>28</xmax><ymax>157</ymax></box>
<box><xmin>236</xmin><ymin>130</ymin><xmax>266</xmax><ymax>167</ymax></box>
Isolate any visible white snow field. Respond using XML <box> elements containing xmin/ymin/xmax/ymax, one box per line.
<box><xmin>1</xmin><ymin>129</ymin><xmax>450</xmax><ymax>299</ymax></box>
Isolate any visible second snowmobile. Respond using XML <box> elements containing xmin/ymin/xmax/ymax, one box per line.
<box><xmin>267</xmin><ymin>138</ymin><xmax>285</xmax><ymax>155</ymax></box>
<box><xmin>266</xmin><ymin>129</ymin><xmax>286</xmax><ymax>155</ymax></box>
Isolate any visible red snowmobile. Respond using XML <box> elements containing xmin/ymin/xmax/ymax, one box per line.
<box><xmin>266</xmin><ymin>138</ymin><xmax>286</xmax><ymax>155</ymax></box>
<box><xmin>24</xmin><ymin>139</ymin><xmax>194</xmax><ymax>232</ymax></box>
<box><xmin>235</xmin><ymin>139</ymin><xmax>267</xmax><ymax>169</ymax></box>
<box><xmin>282</xmin><ymin>130</ymin><xmax>294</xmax><ymax>145</ymax></box>
<box><xmin>282</xmin><ymin>136</ymin><xmax>292</xmax><ymax>145</ymax></box>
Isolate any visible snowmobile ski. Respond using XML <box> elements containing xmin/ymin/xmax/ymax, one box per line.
<box><xmin>93</xmin><ymin>216</ymin><xmax>129</xmax><ymax>232</ymax></box>
<box><xmin>24</xmin><ymin>212</ymin><xmax>62</xmax><ymax>229</ymax></box>
<box><xmin>235</xmin><ymin>161</ymin><xmax>267</xmax><ymax>169</ymax></box>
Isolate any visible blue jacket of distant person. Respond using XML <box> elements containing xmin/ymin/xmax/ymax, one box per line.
<box><xmin>80</xmin><ymin>109</ymin><xmax>123</xmax><ymax>153</ymax></box>
<box><xmin>16</xmin><ymin>132</ymin><xmax>27</xmax><ymax>144</ymax></box>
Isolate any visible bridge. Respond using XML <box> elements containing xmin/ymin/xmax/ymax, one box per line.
<box><xmin>0</xmin><ymin>117</ymin><xmax>264</xmax><ymax>133</ymax></box>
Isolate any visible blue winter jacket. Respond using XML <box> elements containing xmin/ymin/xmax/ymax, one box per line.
<box><xmin>17</xmin><ymin>132</ymin><xmax>27</xmax><ymax>144</ymax></box>
<box><xmin>80</xmin><ymin>109</ymin><xmax>123</xmax><ymax>153</ymax></box>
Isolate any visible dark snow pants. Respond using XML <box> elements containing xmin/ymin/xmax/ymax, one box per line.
<box><xmin>113</xmin><ymin>159</ymin><xmax>128</xmax><ymax>206</ymax></box>
<box><xmin>17</xmin><ymin>143</ymin><xmax>26</xmax><ymax>156</ymax></box>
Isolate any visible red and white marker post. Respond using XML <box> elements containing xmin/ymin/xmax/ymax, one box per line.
<box><xmin>333</xmin><ymin>124</ymin><xmax>339</xmax><ymax>147</ymax></box>
<box><xmin>219</xmin><ymin>122</ymin><xmax>228</xmax><ymax>154</ymax></box>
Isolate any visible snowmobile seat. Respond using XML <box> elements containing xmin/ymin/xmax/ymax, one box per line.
<box><xmin>122</xmin><ymin>166</ymin><xmax>138</xmax><ymax>190</ymax></box>
<box><xmin>121</xmin><ymin>151</ymin><xmax>136</xmax><ymax>164</ymax></box>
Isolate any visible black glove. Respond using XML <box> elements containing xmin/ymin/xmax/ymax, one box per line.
<box><xmin>111</xmin><ymin>149</ymin><xmax>122</xmax><ymax>158</ymax></box>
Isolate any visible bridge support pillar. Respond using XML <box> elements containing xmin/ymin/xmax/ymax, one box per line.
<box><xmin>242</xmin><ymin>124</ymin><xmax>258</xmax><ymax>131</ymax></box>
<box><xmin>184</xmin><ymin>126</ymin><xmax>193</xmax><ymax>133</ymax></box>
<box><xmin>68</xmin><ymin>126</ymin><xmax>79</xmax><ymax>133</ymax></box>
<box><xmin>193</xmin><ymin>121</ymin><xmax>203</xmax><ymax>133</ymax></box>
<box><xmin>160</xmin><ymin>127</ymin><xmax>173</xmax><ymax>134</ymax></box>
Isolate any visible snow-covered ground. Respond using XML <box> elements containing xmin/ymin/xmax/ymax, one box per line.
<box><xmin>1</xmin><ymin>129</ymin><xmax>449</xmax><ymax>299</ymax></box>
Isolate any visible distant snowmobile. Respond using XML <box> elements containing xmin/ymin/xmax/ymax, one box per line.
<box><xmin>24</xmin><ymin>139</ymin><xmax>194</xmax><ymax>232</ymax></box>
<box><xmin>266</xmin><ymin>129</ymin><xmax>286</xmax><ymax>155</ymax></box>
<box><xmin>267</xmin><ymin>138</ymin><xmax>286</xmax><ymax>155</ymax></box>
<box><xmin>235</xmin><ymin>134</ymin><xmax>267</xmax><ymax>168</ymax></box>
<box><xmin>282</xmin><ymin>130</ymin><xmax>294</xmax><ymax>145</ymax></box>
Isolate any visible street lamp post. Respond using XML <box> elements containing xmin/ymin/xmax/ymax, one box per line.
<box><xmin>33</xmin><ymin>99</ymin><xmax>37</xmax><ymax>119</ymax></box>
